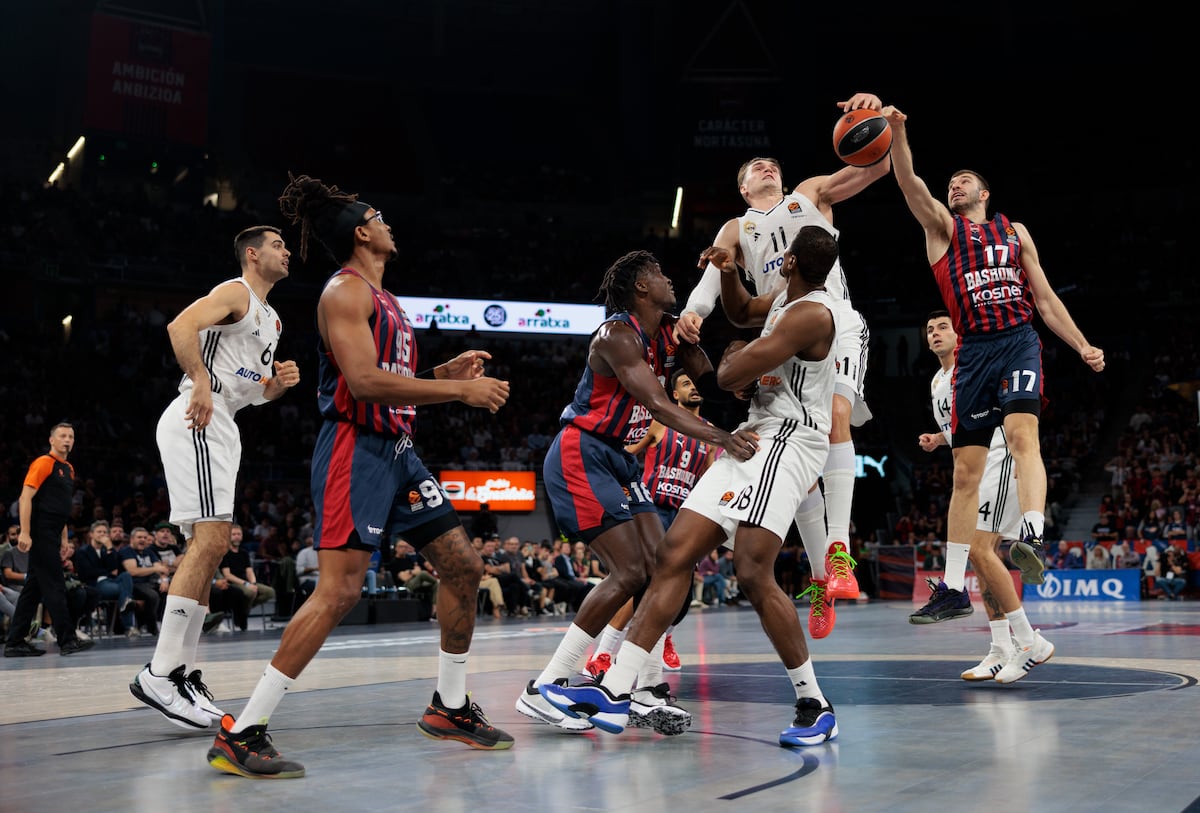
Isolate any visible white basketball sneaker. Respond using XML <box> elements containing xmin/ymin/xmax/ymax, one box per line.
<box><xmin>994</xmin><ymin>632</ymin><xmax>1055</xmax><ymax>684</ymax></box>
<box><xmin>129</xmin><ymin>664</ymin><xmax>213</xmax><ymax>729</ymax></box>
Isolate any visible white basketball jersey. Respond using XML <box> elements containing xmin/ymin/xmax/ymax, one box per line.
<box><xmin>747</xmin><ymin>289</ymin><xmax>837</xmax><ymax>434</ymax></box>
<box><xmin>177</xmin><ymin>277</ymin><xmax>282</xmax><ymax>413</ymax></box>
<box><xmin>931</xmin><ymin>364</ymin><xmax>1008</xmax><ymax>455</ymax></box>
<box><xmin>931</xmin><ymin>366</ymin><xmax>954</xmax><ymax>445</ymax></box>
<box><xmin>737</xmin><ymin>192</ymin><xmax>851</xmax><ymax>302</ymax></box>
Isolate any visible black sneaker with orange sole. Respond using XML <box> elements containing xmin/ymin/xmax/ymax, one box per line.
<box><xmin>417</xmin><ymin>691</ymin><xmax>515</xmax><ymax>750</ymax></box>
<box><xmin>207</xmin><ymin>714</ymin><xmax>306</xmax><ymax>779</ymax></box>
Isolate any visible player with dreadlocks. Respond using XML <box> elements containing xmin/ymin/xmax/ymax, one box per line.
<box><xmin>206</xmin><ymin>173</ymin><xmax>513</xmax><ymax>780</ymax></box>
<box><xmin>515</xmin><ymin>248</ymin><xmax>758</xmax><ymax>736</ymax></box>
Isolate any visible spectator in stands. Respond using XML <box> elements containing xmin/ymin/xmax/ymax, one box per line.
<box><xmin>696</xmin><ymin>548</ymin><xmax>727</xmax><ymax>606</ymax></box>
<box><xmin>1</xmin><ymin>524</ymin><xmax>18</xmax><ymax>558</ymax></box>
<box><xmin>552</xmin><ymin>538</ymin><xmax>593</xmax><ymax>611</ymax></box>
<box><xmin>219</xmin><ymin>529</ymin><xmax>275</xmax><ymax>631</ymax></box>
<box><xmin>151</xmin><ymin>521</ymin><xmax>185</xmax><ymax>575</ymax></box>
<box><xmin>718</xmin><ymin>548</ymin><xmax>741</xmax><ymax>605</ymax></box>
<box><xmin>919</xmin><ymin>535</ymin><xmax>945</xmax><ymax>570</ymax></box>
<box><xmin>1138</xmin><ymin>501</ymin><xmax>1166</xmax><ymax>542</ymax></box>
<box><xmin>1086</xmin><ymin>543</ymin><xmax>1112</xmax><ymax>570</ymax></box>
<box><xmin>1046</xmin><ymin>541</ymin><xmax>1077</xmax><ymax>570</ymax></box>
<box><xmin>294</xmin><ymin>533</ymin><xmax>319</xmax><ymax>608</ymax></box>
<box><xmin>498</xmin><ymin>535</ymin><xmax>537</xmax><ymax>616</ymax></box>
<box><xmin>60</xmin><ymin>537</ymin><xmax>99</xmax><ymax>639</ymax></box>
<box><xmin>1109</xmin><ymin>536</ymin><xmax>1137</xmax><ymax>570</ymax></box>
<box><xmin>1155</xmin><ymin>546</ymin><xmax>1189</xmax><ymax>600</ymax></box>
<box><xmin>1128</xmin><ymin>404</ymin><xmax>1153</xmax><ymax>432</ymax></box>
<box><xmin>255</xmin><ymin>524</ymin><xmax>297</xmax><ymax>617</ymax></box>
<box><xmin>385</xmin><ymin>537</ymin><xmax>439</xmax><ymax>615</ymax></box>
<box><xmin>73</xmin><ymin>520</ymin><xmax>137</xmax><ymax>634</ymax></box>
<box><xmin>119</xmin><ymin>525</ymin><xmax>167</xmax><ymax>635</ymax></box>
<box><xmin>2</xmin><ymin>540</ymin><xmax>30</xmax><ymax>592</ymax></box>
<box><xmin>1164</xmin><ymin>509</ymin><xmax>1189</xmax><ymax>544</ymax></box>
<box><xmin>1105</xmin><ymin>454</ymin><xmax>1132</xmax><ymax>501</ymax></box>
<box><xmin>534</xmin><ymin>541</ymin><xmax>563</xmax><ymax>615</ymax></box>
<box><xmin>1091</xmin><ymin>512</ymin><xmax>1119</xmax><ymax>545</ymax></box>
<box><xmin>477</xmin><ymin>536</ymin><xmax>506</xmax><ymax>619</ymax></box>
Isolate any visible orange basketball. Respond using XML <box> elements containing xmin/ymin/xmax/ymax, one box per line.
<box><xmin>832</xmin><ymin>109</ymin><xmax>892</xmax><ymax>167</ymax></box>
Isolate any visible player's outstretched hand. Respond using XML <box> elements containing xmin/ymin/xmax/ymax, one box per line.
<box><xmin>837</xmin><ymin>92</ymin><xmax>883</xmax><ymax>112</ymax></box>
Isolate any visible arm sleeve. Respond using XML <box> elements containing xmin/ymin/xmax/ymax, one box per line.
<box><xmin>681</xmin><ymin>263</ymin><xmax>723</xmax><ymax>319</ymax></box>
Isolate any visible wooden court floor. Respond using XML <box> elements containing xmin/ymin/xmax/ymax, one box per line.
<box><xmin>2</xmin><ymin>598</ymin><xmax>1199</xmax><ymax>813</ymax></box>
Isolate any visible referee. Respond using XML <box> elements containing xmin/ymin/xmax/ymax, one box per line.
<box><xmin>4</xmin><ymin>422</ymin><xmax>94</xmax><ymax>656</ymax></box>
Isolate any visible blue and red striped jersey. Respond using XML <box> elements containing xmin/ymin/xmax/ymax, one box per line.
<box><xmin>317</xmin><ymin>268</ymin><xmax>417</xmax><ymax>437</ymax></box>
<box><xmin>642</xmin><ymin>423</ymin><xmax>712</xmax><ymax>510</ymax></box>
<box><xmin>559</xmin><ymin>312</ymin><xmax>678</xmax><ymax>444</ymax></box>
<box><xmin>932</xmin><ymin>213</ymin><xmax>1035</xmax><ymax>335</ymax></box>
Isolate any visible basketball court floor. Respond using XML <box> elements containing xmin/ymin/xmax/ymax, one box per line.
<box><xmin>2</xmin><ymin>598</ymin><xmax>1198</xmax><ymax>813</ymax></box>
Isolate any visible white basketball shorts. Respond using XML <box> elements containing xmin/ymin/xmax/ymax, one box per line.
<box><xmin>681</xmin><ymin>416</ymin><xmax>828</xmax><ymax>545</ymax></box>
<box><xmin>155</xmin><ymin>393</ymin><xmax>240</xmax><ymax>537</ymax></box>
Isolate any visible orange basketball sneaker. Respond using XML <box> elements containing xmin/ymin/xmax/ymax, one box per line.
<box><xmin>800</xmin><ymin>579</ymin><xmax>836</xmax><ymax>639</ymax></box>
<box><xmin>824</xmin><ymin>541</ymin><xmax>859</xmax><ymax>600</ymax></box>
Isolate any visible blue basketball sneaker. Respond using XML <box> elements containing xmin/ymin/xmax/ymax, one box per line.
<box><xmin>539</xmin><ymin>679</ymin><xmax>631</xmax><ymax>734</ymax></box>
<box><xmin>779</xmin><ymin>697</ymin><xmax>838</xmax><ymax>747</ymax></box>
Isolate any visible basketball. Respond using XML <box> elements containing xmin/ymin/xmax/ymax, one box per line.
<box><xmin>832</xmin><ymin>109</ymin><xmax>892</xmax><ymax>167</ymax></box>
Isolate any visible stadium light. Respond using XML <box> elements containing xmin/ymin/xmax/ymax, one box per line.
<box><xmin>671</xmin><ymin>186</ymin><xmax>683</xmax><ymax>230</ymax></box>
<box><xmin>47</xmin><ymin>162</ymin><xmax>65</xmax><ymax>186</ymax></box>
<box><xmin>67</xmin><ymin>135</ymin><xmax>85</xmax><ymax>161</ymax></box>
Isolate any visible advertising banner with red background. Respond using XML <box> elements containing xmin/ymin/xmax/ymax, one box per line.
<box><xmin>83</xmin><ymin>13</ymin><xmax>211</xmax><ymax>146</ymax></box>
<box><xmin>438</xmin><ymin>471</ymin><xmax>536</xmax><ymax>512</ymax></box>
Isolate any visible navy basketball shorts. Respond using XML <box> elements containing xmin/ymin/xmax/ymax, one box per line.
<box><xmin>311</xmin><ymin>420</ymin><xmax>458</xmax><ymax>551</ymax></box>
<box><xmin>543</xmin><ymin>424</ymin><xmax>656</xmax><ymax>542</ymax></box>
<box><xmin>953</xmin><ymin>323</ymin><xmax>1043</xmax><ymax>437</ymax></box>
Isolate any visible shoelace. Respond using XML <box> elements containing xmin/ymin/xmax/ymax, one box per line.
<box><xmin>828</xmin><ymin>548</ymin><xmax>857</xmax><ymax>580</ymax></box>
<box><xmin>232</xmin><ymin>726</ymin><xmax>280</xmax><ymax>758</ymax></box>
<box><xmin>187</xmin><ymin>669</ymin><xmax>215</xmax><ymax>701</ymax></box>
<box><xmin>464</xmin><ymin>701</ymin><xmax>498</xmax><ymax>731</ymax></box>
<box><xmin>167</xmin><ymin>666</ymin><xmax>196</xmax><ymax>702</ymax></box>
<box><xmin>797</xmin><ymin>582</ymin><xmax>827</xmax><ymax>615</ymax></box>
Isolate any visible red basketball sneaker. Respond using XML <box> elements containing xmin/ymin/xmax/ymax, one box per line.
<box><xmin>585</xmin><ymin>651</ymin><xmax>612</xmax><ymax>678</ymax></box>
<box><xmin>662</xmin><ymin>634</ymin><xmax>682</xmax><ymax>671</ymax></box>
<box><xmin>800</xmin><ymin>579</ymin><xmax>836</xmax><ymax>639</ymax></box>
<box><xmin>824</xmin><ymin>541</ymin><xmax>859</xmax><ymax>600</ymax></box>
